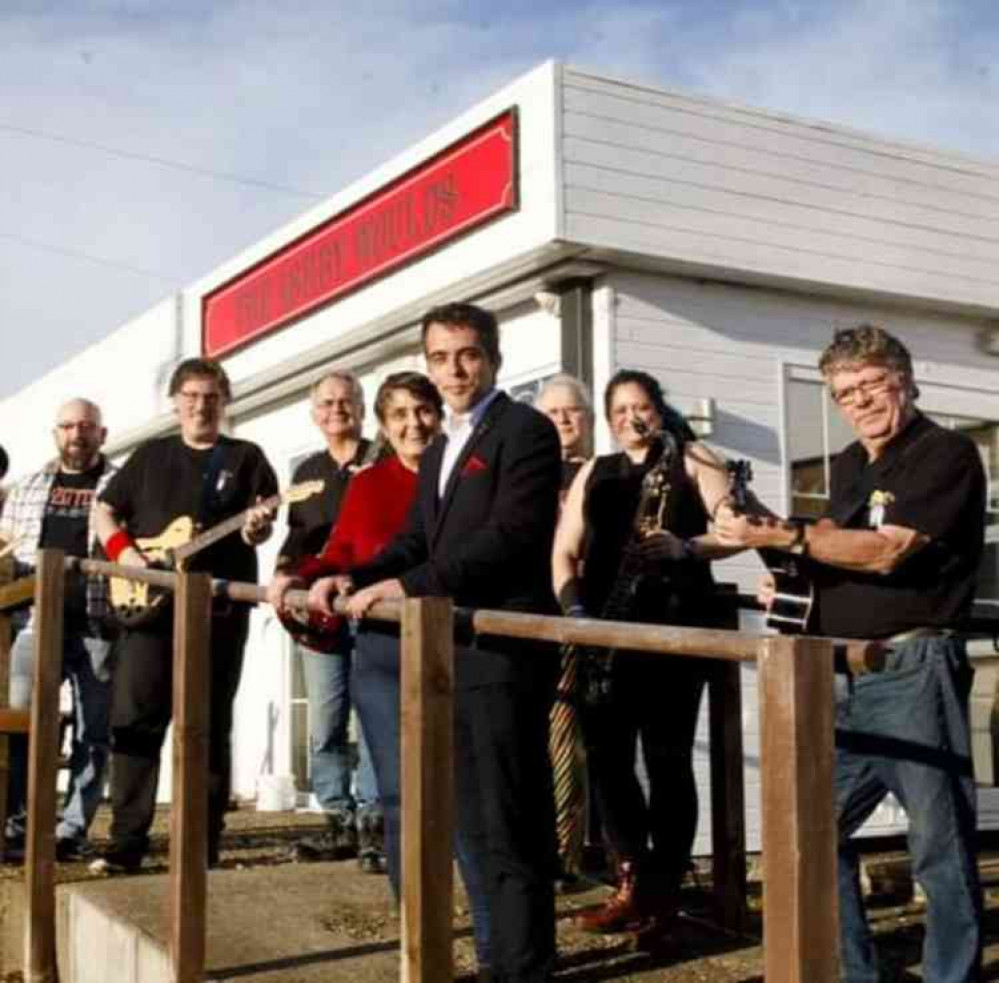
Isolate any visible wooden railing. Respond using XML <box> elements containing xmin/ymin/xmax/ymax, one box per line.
<box><xmin>0</xmin><ymin>550</ymin><xmax>842</xmax><ymax>983</ymax></box>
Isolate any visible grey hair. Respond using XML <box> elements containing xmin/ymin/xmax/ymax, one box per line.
<box><xmin>536</xmin><ymin>374</ymin><xmax>593</xmax><ymax>416</ymax></box>
<box><xmin>310</xmin><ymin>369</ymin><xmax>365</xmax><ymax>412</ymax></box>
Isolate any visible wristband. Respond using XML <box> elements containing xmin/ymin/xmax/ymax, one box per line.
<box><xmin>557</xmin><ymin>578</ymin><xmax>584</xmax><ymax>617</ymax></box>
<box><xmin>565</xmin><ymin>604</ymin><xmax>587</xmax><ymax>619</ymax></box>
<box><xmin>106</xmin><ymin>530</ymin><xmax>136</xmax><ymax>563</ymax></box>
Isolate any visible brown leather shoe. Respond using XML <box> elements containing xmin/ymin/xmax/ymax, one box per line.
<box><xmin>576</xmin><ymin>860</ymin><xmax>648</xmax><ymax>934</ymax></box>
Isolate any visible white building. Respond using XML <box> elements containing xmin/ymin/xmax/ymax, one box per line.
<box><xmin>3</xmin><ymin>62</ymin><xmax>998</xmax><ymax>852</ymax></box>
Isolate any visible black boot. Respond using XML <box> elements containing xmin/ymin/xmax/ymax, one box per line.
<box><xmin>288</xmin><ymin>809</ymin><xmax>358</xmax><ymax>862</ymax></box>
<box><xmin>357</xmin><ymin>806</ymin><xmax>387</xmax><ymax>874</ymax></box>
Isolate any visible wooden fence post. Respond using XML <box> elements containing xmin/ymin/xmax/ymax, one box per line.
<box><xmin>0</xmin><ymin>555</ymin><xmax>14</xmax><ymax>863</ymax></box>
<box><xmin>400</xmin><ymin>598</ymin><xmax>454</xmax><ymax>983</ymax></box>
<box><xmin>24</xmin><ymin>550</ymin><xmax>65</xmax><ymax>983</ymax></box>
<box><xmin>708</xmin><ymin>661</ymin><xmax>747</xmax><ymax>931</ymax></box>
<box><xmin>169</xmin><ymin>571</ymin><xmax>213</xmax><ymax>983</ymax></box>
<box><xmin>757</xmin><ymin>635</ymin><xmax>839</xmax><ymax>983</ymax></box>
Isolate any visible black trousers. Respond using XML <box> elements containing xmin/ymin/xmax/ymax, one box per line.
<box><xmin>581</xmin><ymin>653</ymin><xmax>707</xmax><ymax>896</ymax></box>
<box><xmin>454</xmin><ymin>666</ymin><xmax>558</xmax><ymax>983</ymax></box>
<box><xmin>107</xmin><ymin>609</ymin><xmax>249</xmax><ymax>857</ymax></box>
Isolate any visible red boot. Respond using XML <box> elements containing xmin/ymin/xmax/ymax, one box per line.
<box><xmin>576</xmin><ymin>860</ymin><xmax>648</xmax><ymax>934</ymax></box>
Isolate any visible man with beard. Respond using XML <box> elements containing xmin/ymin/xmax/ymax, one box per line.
<box><xmin>0</xmin><ymin>398</ymin><xmax>116</xmax><ymax>861</ymax></box>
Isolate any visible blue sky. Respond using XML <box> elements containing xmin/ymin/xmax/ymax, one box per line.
<box><xmin>3</xmin><ymin>0</ymin><xmax>999</xmax><ymax>403</ymax></box>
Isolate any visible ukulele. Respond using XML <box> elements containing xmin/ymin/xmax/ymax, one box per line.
<box><xmin>726</xmin><ymin>461</ymin><xmax>814</xmax><ymax>635</ymax></box>
<box><xmin>109</xmin><ymin>480</ymin><xmax>325</xmax><ymax>627</ymax></box>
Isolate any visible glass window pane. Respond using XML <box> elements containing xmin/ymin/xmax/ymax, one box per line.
<box><xmin>788</xmin><ymin>381</ymin><xmax>826</xmax><ymax>500</ymax></box>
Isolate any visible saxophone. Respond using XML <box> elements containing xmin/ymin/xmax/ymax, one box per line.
<box><xmin>581</xmin><ymin>422</ymin><xmax>679</xmax><ymax>706</ymax></box>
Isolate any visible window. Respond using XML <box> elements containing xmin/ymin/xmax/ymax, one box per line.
<box><xmin>786</xmin><ymin>375</ymin><xmax>998</xmax><ymax>601</ymax></box>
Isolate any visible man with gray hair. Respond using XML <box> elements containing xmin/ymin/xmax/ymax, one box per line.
<box><xmin>272</xmin><ymin>370</ymin><xmax>382</xmax><ymax>869</ymax></box>
<box><xmin>0</xmin><ymin>398</ymin><xmax>116</xmax><ymax>862</ymax></box>
<box><xmin>717</xmin><ymin>323</ymin><xmax>984</xmax><ymax>983</ymax></box>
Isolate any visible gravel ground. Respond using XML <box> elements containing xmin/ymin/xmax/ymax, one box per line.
<box><xmin>3</xmin><ymin>805</ymin><xmax>999</xmax><ymax>982</ymax></box>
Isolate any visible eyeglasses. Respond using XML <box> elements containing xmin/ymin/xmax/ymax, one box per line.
<box><xmin>829</xmin><ymin>372</ymin><xmax>897</xmax><ymax>407</ymax></box>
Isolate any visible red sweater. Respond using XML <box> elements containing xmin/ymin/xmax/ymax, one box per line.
<box><xmin>297</xmin><ymin>454</ymin><xmax>417</xmax><ymax>582</ymax></box>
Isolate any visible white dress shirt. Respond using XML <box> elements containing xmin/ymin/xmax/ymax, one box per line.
<box><xmin>438</xmin><ymin>388</ymin><xmax>501</xmax><ymax>496</ymax></box>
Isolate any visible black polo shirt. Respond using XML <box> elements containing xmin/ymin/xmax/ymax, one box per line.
<box><xmin>276</xmin><ymin>439</ymin><xmax>372</xmax><ymax>568</ymax></box>
<box><xmin>814</xmin><ymin>414</ymin><xmax>985</xmax><ymax>639</ymax></box>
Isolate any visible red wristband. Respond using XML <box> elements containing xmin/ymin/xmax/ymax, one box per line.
<box><xmin>106</xmin><ymin>530</ymin><xmax>136</xmax><ymax>563</ymax></box>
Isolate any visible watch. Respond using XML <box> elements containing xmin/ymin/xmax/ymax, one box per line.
<box><xmin>787</xmin><ymin>520</ymin><xmax>808</xmax><ymax>556</ymax></box>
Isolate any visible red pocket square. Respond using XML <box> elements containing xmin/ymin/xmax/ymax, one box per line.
<box><xmin>461</xmin><ymin>454</ymin><xmax>487</xmax><ymax>477</ymax></box>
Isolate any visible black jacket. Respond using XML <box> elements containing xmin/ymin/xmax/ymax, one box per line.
<box><xmin>353</xmin><ymin>392</ymin><xmax>561</xmax><ymax>686</ymax></box>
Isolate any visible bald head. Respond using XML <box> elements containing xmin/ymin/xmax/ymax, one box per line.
<box><xmin>53</xmin><ymin>398</ymin><xmax>106</xmax><ymax>472</ymax></box>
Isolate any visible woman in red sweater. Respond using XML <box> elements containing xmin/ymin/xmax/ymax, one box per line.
<box><xmin>270</xmin><ymin>370</ymin><xmax>441</xmax><ymax>874</ymax></box>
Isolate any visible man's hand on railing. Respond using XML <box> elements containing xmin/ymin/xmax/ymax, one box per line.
<box><xmin>344</xmin><ymin>578</ymin><xmax>403</xmax><ymax>619</ymax></box>
<box><xmin>117</xmin><ymin>545</ymin><xmax>148</xmax><ymax>569</ymax></box>
<box><xmin>307</xmin><ymin>574</ymin><xmax>354</xmax><ymax>617</ymax></box>
<box><xmin>267</xmin><ymin>571</ymin><xmax>305</xmax><ymax>614</ymax></box>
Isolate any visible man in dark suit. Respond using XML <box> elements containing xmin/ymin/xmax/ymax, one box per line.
<box><xmin>342</xmin><ymin>302</ymin><xmax>562</xmax><ymax>983</ymax></box>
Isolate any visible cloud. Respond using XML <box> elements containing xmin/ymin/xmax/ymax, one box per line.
<box><xmin>2</xmin><ymin>0</ymin><xmax>997</xmax><ymax>401</ymax></box>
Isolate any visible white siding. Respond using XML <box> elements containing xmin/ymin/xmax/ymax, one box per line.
<box><xmin>562</xmin><ymin>68</ymin><xmax>999</xmax><ymax>316</ymax></box>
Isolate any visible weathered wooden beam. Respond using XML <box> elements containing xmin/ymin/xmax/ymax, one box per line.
<box><xmin>401</xmin><ymin>598</ymin><xmax>454</xmax><ymax>983</ymax></box>
<box><xmin>0</xmin><ymin>573</ymin><xmax>34</xmax><ymax>613</ymax></box>
<box><xmin>708</xmin><ymin>661</ymin><xmax>747</xmax><ymax>931</ymax></box>
<box><xmin>0</xmin><ymin>709</ymin><xmax>30</xmax><ymax>734</ymax></box>
<box><xmin>24</xmin><ymin>550</ymin><xmax>65</xmax><ymax>983</ymax></box>
<box><xmin>0</xmin><ymin>556</ymin><xmax>14</xmax><ymax>863</ymax></box>
<box><xmin>169</xmin><ymin>571</ymin><xmax>213</xmax><ymax>983</ymax></box>
<box><xmin>758</xmin><ymin>635</ymin><xmax>839</xmax><ymax>983</ymax></box>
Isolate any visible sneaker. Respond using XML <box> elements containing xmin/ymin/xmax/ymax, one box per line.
<box><xmin>55</xmin><ymin>837</ymin><xmax>95</xmax><ymax>863</ymax></box>
<box><xmin>88</xmin><ymin>849</ymin><xmax>143</xmax><ymax>876</ymax></box>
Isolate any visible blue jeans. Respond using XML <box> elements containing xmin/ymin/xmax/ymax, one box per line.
<box><xmin>352</xmin><ymin>629</ymin><xmax>492</xmax><ymax>970</ymax></box>
<box><xmin>7</xmin><ymin>615</ymin><xmax>112</xmax><ymax>842</ymax></box>
<box><xmin>835</xmin><ymin>636</ymin><xmax>981</xmax><ymax>983</ymax></box>
<box><xmin>298</xmin><ymin>642</ymin><xmax>377</xmax><ymax>813</ymax></box>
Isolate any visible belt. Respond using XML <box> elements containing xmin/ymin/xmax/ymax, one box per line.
<box><xmin>885</xmin><ymin>627</ymin><xmax>952</xmax><ymax>644</ymax></box>
<box><xmin>838</xmin><ymin>628</ymin><xmax>952</xmax><ymax>678</ymax></box>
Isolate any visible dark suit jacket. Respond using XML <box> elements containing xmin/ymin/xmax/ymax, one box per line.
<box><xmin>352</xmin><ymin>392</ymin><xmax>562</xmax><ymax>688</ymax></box>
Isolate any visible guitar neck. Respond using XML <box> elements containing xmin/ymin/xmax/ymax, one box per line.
<box><xmin>174</xmin><ymin>491</ymin><xmax>284</xmax><ymax>563</ymax></box>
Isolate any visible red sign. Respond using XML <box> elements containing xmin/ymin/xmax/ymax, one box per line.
<box><xmin>203</xmin><ymin>111</ymin><xmax>519</xmax><ymax>357</ymax></box>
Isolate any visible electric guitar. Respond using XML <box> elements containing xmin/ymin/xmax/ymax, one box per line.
<box><xmin>110</xmin><ymin>480</ymin><xmax>325</xmax><ymax>627</ymax></box>
<box><xmin>726</xmin><ymin>461</ymin><xmax>814</xmax><ymax>635</ymax></box>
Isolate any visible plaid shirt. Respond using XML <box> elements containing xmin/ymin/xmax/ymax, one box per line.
<box><xmin>0</xmin><ymin>455</ymin><xmax>117</xmax><ymax>630</ymax></box>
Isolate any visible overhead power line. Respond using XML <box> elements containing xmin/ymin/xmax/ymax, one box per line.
<box><xmin>0</xmin><ymin>232</ymin><xmax>173</xmax><ymax>281</ymax></box>
<box><xmin>1</xmin><ymin>121</ymin><xmax>323</xmax><ymax>200</ymax></box>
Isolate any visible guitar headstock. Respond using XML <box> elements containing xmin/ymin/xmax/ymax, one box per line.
<box><xmin>726</xmin><ymin>460</ymin><xmax>753</xmax><ymax>513</ymax></box>
<box><xmin>284</xmin><ymin>480</ymin><xmax>326</xmax><ymax>504</ymax></box>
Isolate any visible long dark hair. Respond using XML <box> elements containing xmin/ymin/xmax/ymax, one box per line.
<box><xmin>603</xmin><ymin>369</ymin><xmax>696</xmax><ymax>444</ymax></box>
